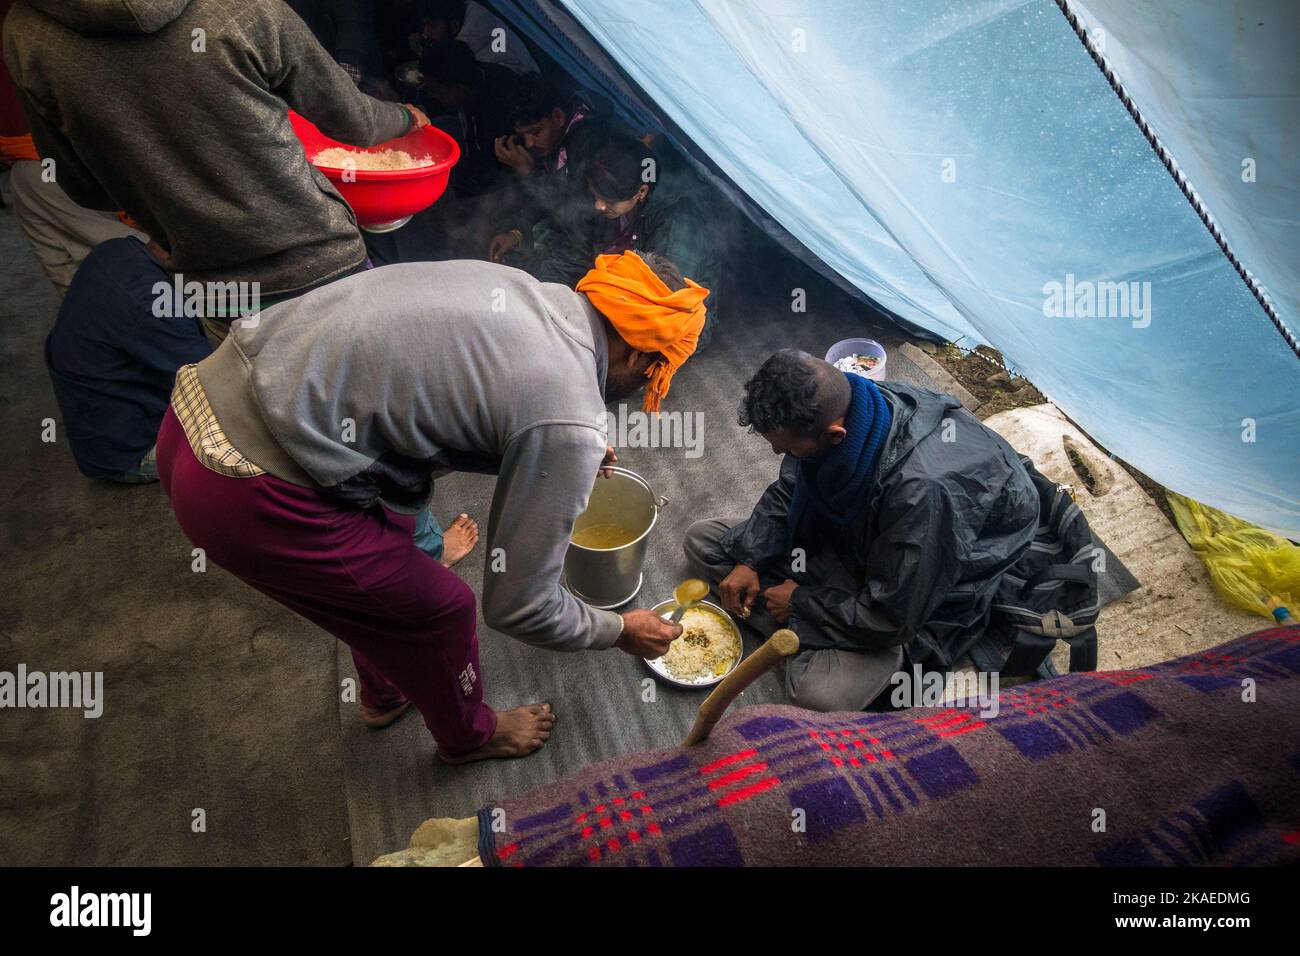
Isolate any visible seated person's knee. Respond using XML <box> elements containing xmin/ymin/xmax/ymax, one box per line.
<box><xmin>682</xmin><ymin>518</ymin><xmax>724</xmax><ymax>564</ymax></box>
<box><xmin>785</xmin><ymin>652</ymin><xmax>876</xmax><ymax>713</ymax></box>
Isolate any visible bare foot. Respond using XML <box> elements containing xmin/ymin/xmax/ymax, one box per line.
<box><xmin>439</xmin><ymin>513</ymin><xmax>479</xmax><ymax>568</ymax></box>
<box><xmin>437</xmin><ymin>703</ymin><xmax>556</xmax><ymax>765</ymax></box>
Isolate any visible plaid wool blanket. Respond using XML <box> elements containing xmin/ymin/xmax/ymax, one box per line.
<box><xmin>479</xmin><ymin>624</ymin><xmax>1300</xmax><ymax>866</ymax></box>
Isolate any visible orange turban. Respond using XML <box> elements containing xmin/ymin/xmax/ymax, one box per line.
<box><xmin>0</xmin><ymin>134</ymin><xmax>39</xmax><ymax>164</ymax></box>
<box><xmin>577</xmin><ymin>251</ymin><xmax>709</xmax><ymax>412</ymax></box>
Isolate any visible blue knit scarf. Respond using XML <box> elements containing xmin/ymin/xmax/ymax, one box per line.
<box><xmin>788</xmin><ymin>373</ymin><xmax>892</xmax><ymax>533</ymax></box>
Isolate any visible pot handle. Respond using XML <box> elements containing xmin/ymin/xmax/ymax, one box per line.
<box><xmin>638</xmin><ymin>470</ymin><xmax>668</xmax><ymax>510</ymax></box>
<box><xmin>606</xmin><ymin>465</ymin><xmax>667</xmax><ymax>510</ymax></box>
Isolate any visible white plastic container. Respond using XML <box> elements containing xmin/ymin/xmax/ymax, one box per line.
<box><xmin>825</xmin><ymin>337</ymin><xmax>888</xmax><ymax>381</ymax></box>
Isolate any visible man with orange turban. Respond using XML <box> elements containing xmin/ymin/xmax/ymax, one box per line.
<box><xmin>155</xmin><ymin>250</ymin><xmax>705</xmax><ymax>765</ymax></box>
<box><xmin>577</xmin><ymin>249</ymin><xmax>709</xmax><ymax>413</ymax></box>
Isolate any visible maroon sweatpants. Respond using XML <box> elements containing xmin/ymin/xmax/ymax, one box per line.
<box><xmin>156</xmin><ymin>408</ymin><xmax>497</xmax><ymax>757</ymax></box>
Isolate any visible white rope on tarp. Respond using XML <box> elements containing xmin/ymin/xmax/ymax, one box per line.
<box><xmin>1055</xmin><ymin>0</ymin><xmax>1300</xmax><ymax>361</ymax></box>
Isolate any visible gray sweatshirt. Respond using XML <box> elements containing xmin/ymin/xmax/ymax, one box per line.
<box><xmin>199</xmin><ymin>260</ymin><xmax>624</xmax><ymax>652</ymax></box>
<box><xmin>3</xmin><ymin>0</ymin><xmax>410</xmax><ymax>297</ymax></box>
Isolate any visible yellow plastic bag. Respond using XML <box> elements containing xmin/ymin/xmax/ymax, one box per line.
<box><xmin>1168</xmin><ymin>493</ymin><xmax>1300</xmax><ymax>619</ymax></box>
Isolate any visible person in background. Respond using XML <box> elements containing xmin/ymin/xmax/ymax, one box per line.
<box><xmin>534</xmin><ymin>132</ymin><xmax>723</xmax><ymax>346</ymax></box>
<box><xmin>419</xmin><ymin>0</ymin><xmax>540</xmax><ymax>77</ymax></box>
<box><xmin>0</xmin><ymin>0</ymin><xmax>141</xmax><ymax>296</ymax></box>
<box><xmin>285</xmin><ymin>0</ymin><xmax>397</xmax><ymax>101</ymax></box>
<box><xmin>685</xmin><ymin>350</ymin><xmax>1039</xmax><ymax>712</ymax></box>
<box><xmin>418</xmin><ymin>37</ymin><xmax>514</xmax><ymax>195</ymax></box>
<box><xmin>156</xmin><ymin>251</ymin><xmax>704</xmax><ymax>760</ymax></box>
<box><xmin>4</xmin><ymin>0</ymin><xmax>431</xmax><ymax>343</ymax></box>
<box><xmin>487</xmin><ymin>75</ymin><xmax>604</xmax><ymax>264</ymax></box>
<box><xmin>374</xmin><ymin>0</ymin><xmax>425</xmax><ymax>87</ymax></box>
<box><xmin>1</xmin><ymin>138</ymin><xmax>145</xmax><ymax>298</ymax></box>
<box><xmin>379</xmin><ymin>36</ymin><xmax>518</xmax><ymax>262</ymax></box>
<box><xmin>45</xmin><ymin>238</ymin><xmax>212</xmax><ymax>483</ymax></box>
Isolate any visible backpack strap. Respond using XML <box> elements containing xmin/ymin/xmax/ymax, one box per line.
<box><xmin>995</xmin><ymin>609</ymin><xmax>1098</xmax><ymax>677</ymax></box>
<box><xmin>1021</xmin><ymin>564</ymin><xmax>1093</xmax><ymax>592</ymax></box>
<box><xmin>997</xmin><ymin>629</ymin><xmax>1058</xmax><ymax>677</ymax></box>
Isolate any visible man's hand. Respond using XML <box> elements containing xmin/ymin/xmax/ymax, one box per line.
<box><xmin>616</xmin><ymin>609</ymin><xmax>682</xmax><ymax>659</ymax></box>
<box><xmin>494</xmin><ymin>134</ymin><xmax>535</xmax><ymax>177</ymax></box>
<box><xmin>404</xmin><ymin>104</ymin><xmax>431</xmax><ymax>129</ymax></box>
<box><xmin>718</xmin><ymin>564</ymin><xmax>760</xmax><ymax>619</ymax></box>
<box><xmin>488</xmin><ymin>230</ymin><xmax>523</xmax><ymax>262</ymax></box>
<box><xmin>599</xmin><ymin>445</ymin><xmax>618</xmax><ymax>478</ymax></box>
<box><xmin>762</xmin><ymin>579</ymin><xmax>799</xmax><ymax>625</ymax></box>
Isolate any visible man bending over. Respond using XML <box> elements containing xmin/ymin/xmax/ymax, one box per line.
<box><xmin>158</xmin><ymin>251</ymin><xmax>705</xmax><ymax>763</ymax></box>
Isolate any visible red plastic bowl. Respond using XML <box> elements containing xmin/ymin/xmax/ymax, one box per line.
<box><xmin>289</xmin><ymin>110</ymin><xmax>460</xmax><ymax>230</ymax></box>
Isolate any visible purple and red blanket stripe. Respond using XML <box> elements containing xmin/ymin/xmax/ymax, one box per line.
<box><xmin>479</xmin><ymin>624</ymin><xmax>1300</xmax><ymax>866</ymax></box>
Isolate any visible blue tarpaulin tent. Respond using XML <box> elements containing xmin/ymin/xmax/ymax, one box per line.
<box><xmin>497</xmin><ymin>0</ymin><xmax>1298</xmax><ymax>537</ymax></box>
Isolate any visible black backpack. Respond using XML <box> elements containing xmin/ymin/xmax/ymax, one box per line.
<box><xmin>969</xmin><ymin>457</ymin><xmax>1100</xmax><ymax>678</ymax></box>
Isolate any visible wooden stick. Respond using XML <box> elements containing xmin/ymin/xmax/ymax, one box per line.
<box><xmin>683</xmin><ymin>628</ymin><xmax>800</xmax><ymax>747</ymax></box>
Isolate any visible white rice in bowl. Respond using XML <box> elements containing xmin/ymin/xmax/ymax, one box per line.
<box><xmin>312</xmin><ymin>147</ymin><xmax>434</xmax><ymax>170</ymax></box>
<box><xmin>661</xmin><ymin>606</ymin><xmax>741</xmax><ymax>682</ymax></box>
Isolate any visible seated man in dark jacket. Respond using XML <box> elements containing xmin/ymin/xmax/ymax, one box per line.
<box><xmin>685</xmin><ymin>350</ymin><xmax>1040</xmax><ymax>712</ymax></box>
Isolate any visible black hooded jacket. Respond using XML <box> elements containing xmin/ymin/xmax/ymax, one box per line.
<box><xmin>722</xmin><ymin>382</ymin><xmax>1039</xmax><ymax>665</ymax></box>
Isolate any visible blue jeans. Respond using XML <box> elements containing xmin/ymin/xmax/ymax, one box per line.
<box><xmin>413</xmin><ymin>509</ymin><xmax>444</xmax><ymax>562</ymax></box>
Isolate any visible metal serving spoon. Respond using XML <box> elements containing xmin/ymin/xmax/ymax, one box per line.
<box><xmin>667</xmin><ymin>578</ymin><xmax>710</xmax><ymax>623</ymax></box>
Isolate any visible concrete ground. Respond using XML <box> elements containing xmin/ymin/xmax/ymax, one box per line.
<box><xmin>0</xmin><ymin>194</ymin><xmax>356</xmax><ymax>864</ymax></box>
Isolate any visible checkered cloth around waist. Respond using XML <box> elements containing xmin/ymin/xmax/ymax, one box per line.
<box><xmin>170</xmin><ymin>364</ymin><xmax>265</xmax><ymax>478</ymax></box>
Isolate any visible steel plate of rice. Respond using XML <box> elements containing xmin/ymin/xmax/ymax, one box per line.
<box><xmin>660</xmin><ymin>606</ymin><xmax>741</xmax><ymax>682</ymax></box>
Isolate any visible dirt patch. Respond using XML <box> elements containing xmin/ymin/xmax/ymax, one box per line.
<box><xmin>929</xmin><ymin>342</ymin><xmax>1177</xmax><ymax>528</ymax></box>
<box><xmin>937</xmin><ymin>344</ymin><xmax>1046</xmax><ymax>417</ymax></box>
